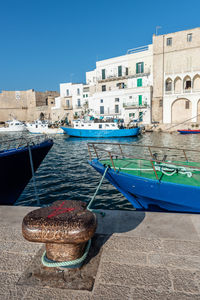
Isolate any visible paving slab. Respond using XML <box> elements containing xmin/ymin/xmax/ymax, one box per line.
<box><xmin>0</xmin><ymin>205</ymin><xmax>200</xmax><ymax>299</ymax></box>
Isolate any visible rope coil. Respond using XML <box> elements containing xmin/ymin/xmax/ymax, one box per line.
<box><xmin>41</xmin><ymin>239</ymin><xmax>91</xmax><ymax>268</ymax></box>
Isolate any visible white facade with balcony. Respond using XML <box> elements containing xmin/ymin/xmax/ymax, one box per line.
<box><xmin>87</xmin><ymin>45</ymin><xmax>153</xmax><ymax>124</ymax></box>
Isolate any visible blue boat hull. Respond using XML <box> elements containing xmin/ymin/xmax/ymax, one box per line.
<box><xmin>89</xmin><ymin>159</ymin><xmax>200</xmax><ymax>213</ymax></box>
<box><xmin>61</xmin><ymin>126</ymin><xmax>140</xmax><ymax>138</ymax></box>
<box><xmin>0</xmin><ymin>139</ymin><xmax>53</xmax><ymax>205</ymax></box>
<box><xmin>178</xmin><ymin>130</ymin><xmax>200</xmax><ymax>134</ymax></box>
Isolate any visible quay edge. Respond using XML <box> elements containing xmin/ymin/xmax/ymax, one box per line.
<box><xmin>0</xmin><ymin>205</ymin><xmax>200</xmax><ymax>299</ymax></box>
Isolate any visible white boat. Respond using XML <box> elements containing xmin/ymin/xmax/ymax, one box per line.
<box><xmin>26</xmin><ymin>120</ymin><xmax>64</xmax><ymax>134</ymax></box>
<box><xmin>0</xmin><ymin>119</ymin><xmax>27</xmax><ymax>132</ymax></box>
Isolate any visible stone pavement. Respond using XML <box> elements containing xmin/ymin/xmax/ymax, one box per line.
<box><xmin>0</xmin><ymin>205</ymin><xmax>200</xmax><ymax>299</ymax></box>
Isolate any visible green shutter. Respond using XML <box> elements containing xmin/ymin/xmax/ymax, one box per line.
<box><xmin>137</xmin><ymin>78</ymin><xmax>142</xmax><ymax>87</ymax></box>
<box><xmin>138</xmin><ymin>95</ymin><xmax>142</xmax><ymax>106</ymax></box>
<box><xmin>136</xmin><ymin>63</ymin><xmax>138</xmax><ymax>74</ymax></box>
<box><xmin>141</xmin><ymin>62</ymin><xmax>144</xmax><ymax>73</ymax></box>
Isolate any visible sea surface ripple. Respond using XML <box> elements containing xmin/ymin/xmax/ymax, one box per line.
<box><xmin>13</xmin><ymin>132</ymin><xmax>200</xmax><ymax>209</ymax></box>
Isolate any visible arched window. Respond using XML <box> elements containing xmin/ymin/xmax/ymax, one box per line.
<box><xmin>183</xmin><ymin>75</ymin><xmax>191</xmax><ymax>91</ymax></box>
<box><xmin>40</xmin><ymin>112</ymin><xmax>45</xmax><ymax>121</ymax></box>
<box><xmin>165</xmin><ymin>78</ymin><xmax>172</xmax><ymax>92</ymax></box>
<box><xmin>174</xmin><ymin>77</ymin><xmax>182</xmax><ymax>93</ymax></box>
<box><xmin>193</xmin><ymin>74</ymin><xmax>200</xmax><ymax>91</ymax></box>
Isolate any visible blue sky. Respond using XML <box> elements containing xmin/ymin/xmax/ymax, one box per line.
<box><xmin>0</xmin><ymin>0</ymin><xmax>200</xmax><ymax>92</ymax></box>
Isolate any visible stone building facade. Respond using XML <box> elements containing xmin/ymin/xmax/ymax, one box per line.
<box><xmin>152</xmin><ymin>27</ymin><xmax>200</xmax><ymax>125</ymax></box>
<box><xmin>0</xmin><ymin>89</ymin><xmax>59</xmax><ymax>122</ymax></box>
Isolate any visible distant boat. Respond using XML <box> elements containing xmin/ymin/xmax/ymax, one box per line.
<box><xmin>0</xmin><ymin>119</ymin><xmax>27</xmax><ymax>132</ymax></box>
<box><xmin>88</xmin><ymin>142</ymin><xmax>200</xmax><ymax>213</ymax></box>
<box><xmin>26</xmin><ymin>120</ymin><xmax>64</xmax><ymax>134</ymax></box>
<box><xmin>0</xmin><ymin>136</ymin><xmax>53</xmax><ymax>205</ymax></box>
<box><xmin>61</xmin><ymin>120</ymin><xmax>140</xmax><ymax>138</ymax></box>
<box><xmin>178</xmin><ymin>129</ymin><xmax>200</xmax><ymax>134</ymax></box>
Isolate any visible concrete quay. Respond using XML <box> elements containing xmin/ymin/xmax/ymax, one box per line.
<box><xmin>0</xmin><ymin>205</ymin><xmax>200</xmax><ymax>299</ymax></box>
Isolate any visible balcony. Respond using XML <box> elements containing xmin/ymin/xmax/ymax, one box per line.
<box><xmin>123</xmin><ymin>102</ymin><xmax>148</xmax><ymax>108</ymax></box>
<box><xmin>97</xmin><ymin>69</ymin><xmax>151</xmax><ymax>83</ymax></box>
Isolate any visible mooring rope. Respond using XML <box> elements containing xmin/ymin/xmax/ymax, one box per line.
<box><xmin>41</xmin><ymin>239</ymin><xmax>91</xmax><ymax>268</ymax></box>
<box><xmin>87</xmin><ymin>166</ymin><xmax>109</xmax><ymax>215</ymax></box>
<box><xmin>28</xmin><ymin>144</ymin><xmax>40</xmax><ymax>205</ymax></box>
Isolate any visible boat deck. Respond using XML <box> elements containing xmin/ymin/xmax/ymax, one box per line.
<box><xmin>100</xmin><ymin>158</ymin><xmax>200</xmax><ymax>187</ymax></box>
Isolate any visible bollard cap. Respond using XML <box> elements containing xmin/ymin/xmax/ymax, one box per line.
<box><xmin>22</xmin><ymin>200</ymin><xmax>97</xmax><ymax>244</ymax></box>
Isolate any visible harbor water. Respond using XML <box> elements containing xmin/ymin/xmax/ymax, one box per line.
<box><xmin>5</xmin><ymin>132</ymin><xmax>200</xmax><ymax>209</ymax></box>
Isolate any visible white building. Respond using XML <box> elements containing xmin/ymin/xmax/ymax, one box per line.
<box><xmin>51</xmin><ymin>82</ymin><xmax>90</xmax><ymax>122</ymax></box>
<box><xmin>86</xmin><ymin>45</ymin><xmax>153</xmax><ymax>124</ymax></box>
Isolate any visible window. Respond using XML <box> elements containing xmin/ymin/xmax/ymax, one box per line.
<box><xmin>166</xmin><ymin>38</ymin><xmax>172</xmax><ymax>46</ymax></box>
<box><xmin>83</xmin><ymin>94</ymin><xmax>85</xmax><ymax>98</ymax></box>
<box><xmin>159</xmin><ymin>99</ymin><xmax>163</xmax><ymax>107</ymax></box>
<box><xmin>99</xmin><ymin>124</ymin><xmax>102</xmax><ymax>129</ymax></box>
<box><xmin>100</xmin><ymin>99</ymin><xmax>103</xmax><ymax>103</ymax></box>
<box><xmin>77</xmin><ymin>88</ymin><xmax>80</xmax><ymax>95</ymax></box>
<box><xmin>45</xmin><ymin>98</ymin><xmax>48</xmax><ymax>105</ymax></box>
<box><xmin>77</xmin><ymin>99</ymin><xmax>81</xmax><ymax>107</ymax></box>
<box><xmin>129</xmin><ymin>96</ymin><xmax>132</xmax><ymax>99</ymax></box>
<box><xmin>102</xmin><ymin>85</ymin><xmax>106</xmax><ymax>92</ymax></box>
<box><xmin>86</xmin><ymin>94</ymin><xmax>88</xmax><ymax>97</ymax></box>
<box><xmin>118</xmin><ymin>66</ymin><xmax>122</xmax><ymax>77</ymax></box>
<box><xmin>139</xmin><ymin>112</ymin><xmax>143</xmax><ymax>121</ymax></box>
<box><xmin>129</xmin><ymin>113</ymin><xmax>135</xmax><ymax>118</ymax></box>
<box><xmin>102</xmin><ymin>69</ymin><xmax>106</xmax><ymax>80</ymax></box>
<box><xmin>185</xmin><ymin>100</ymin><xmax>190</xmax><ymax>109</ymax></box>
<box><xmin>137</xmin><ymin>78</ymin><xmax>142</xmax><ymax>87</ymax></box>
<box><xmin>100</xmin><ymin>106</ymin><xmax>104</xmax><ymax>114</ymax></box>
<box><xmin>138</xmin><ymin>95</ymin><xmax>142</xmax><ymax>106</ymax></box>
<box><xmin>187</xmin><ymin>33</ymin><xmax>192</xmax><ymax>42</ymax></box>
<box><xmin>66</xmin><ymin>100</ymin><xmax>70</xmax><ymax>107</ymax></box>
<box><xmin>115</xmin><ymin>98</ymin><xmax>120</xmax><ymax>102</ymax></box>
<box><xmin>66</xmin><ymin>89</ymin><xmax>69</xmax><ymax>96</ymax></box>
<box><xmin>185</xmin><ymin>80</ymin><xmax>191</xmax><ymax>89</ymax></box>
<box><xmin>136</xmin><ymin>62</ymin><xmax>144</xmax><ymax>74</ymax></box>
<box><xmin>117</xmin><ymin>82</ymin><xmax>125</xmax><ymax>89</ymax></box>
<box><xmin>165</xmin><ymin>79</ymin><xmax>172</xmax><ymax>91</ymax></box>
<box><xmin>126</xmin><ymin>67</ymin><xmax>128</xmax><ymax>76</ymax></box>
<box><xmin>115</xmin><ymin>105</ymin><xmax>119</xmax><ymax>113</ymax></box>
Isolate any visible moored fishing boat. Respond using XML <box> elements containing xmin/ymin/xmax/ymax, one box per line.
<box><xmin>88</xmin><ymin>142</ymin><xmax>200</xmax><ymax>213</ymax></box>
<box><xmin>0</xmin><ymin>136</ymin><xmax>53</xmax><ymax>205</ymax></box>
<box><xmin>61</xmin><ymin>120</ymin><xmax>140</xmax><ymax>138</ymax></box>
<box><xmin>26</xmin><ymin>120</ymin><xmax>64</xmax><ymax>134</ymax></box>
<box><xmin>0</xmin><ymin>119</ymin><xmax>27</xmax><ymax>132</ymax></box>
<box><xmin>178</xmin><ymin>129</ymin><xmax>200</xmax><ymax>134</ymax></box>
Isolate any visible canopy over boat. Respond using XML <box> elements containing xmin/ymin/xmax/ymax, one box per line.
<box><xmin>88</xmin><ymin>142</ymin><xmax>200</xmax><ymax>213</ymax></box>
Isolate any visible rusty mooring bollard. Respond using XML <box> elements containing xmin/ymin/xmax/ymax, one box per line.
<box><xmin>22</xmin><ymin>200</ymin><xmax>97</xmax><ymax>268</ymax></box>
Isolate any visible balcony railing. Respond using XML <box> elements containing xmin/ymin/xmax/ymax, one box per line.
<box><xmin>97</xmin><ymin>69</ymin><xmax>151</xmax><ymax>83</ymax></box>
<box><xmin>123</xmin><ymin>102</ymin><xmax>148</xmax><ymax>108</ymax></box>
